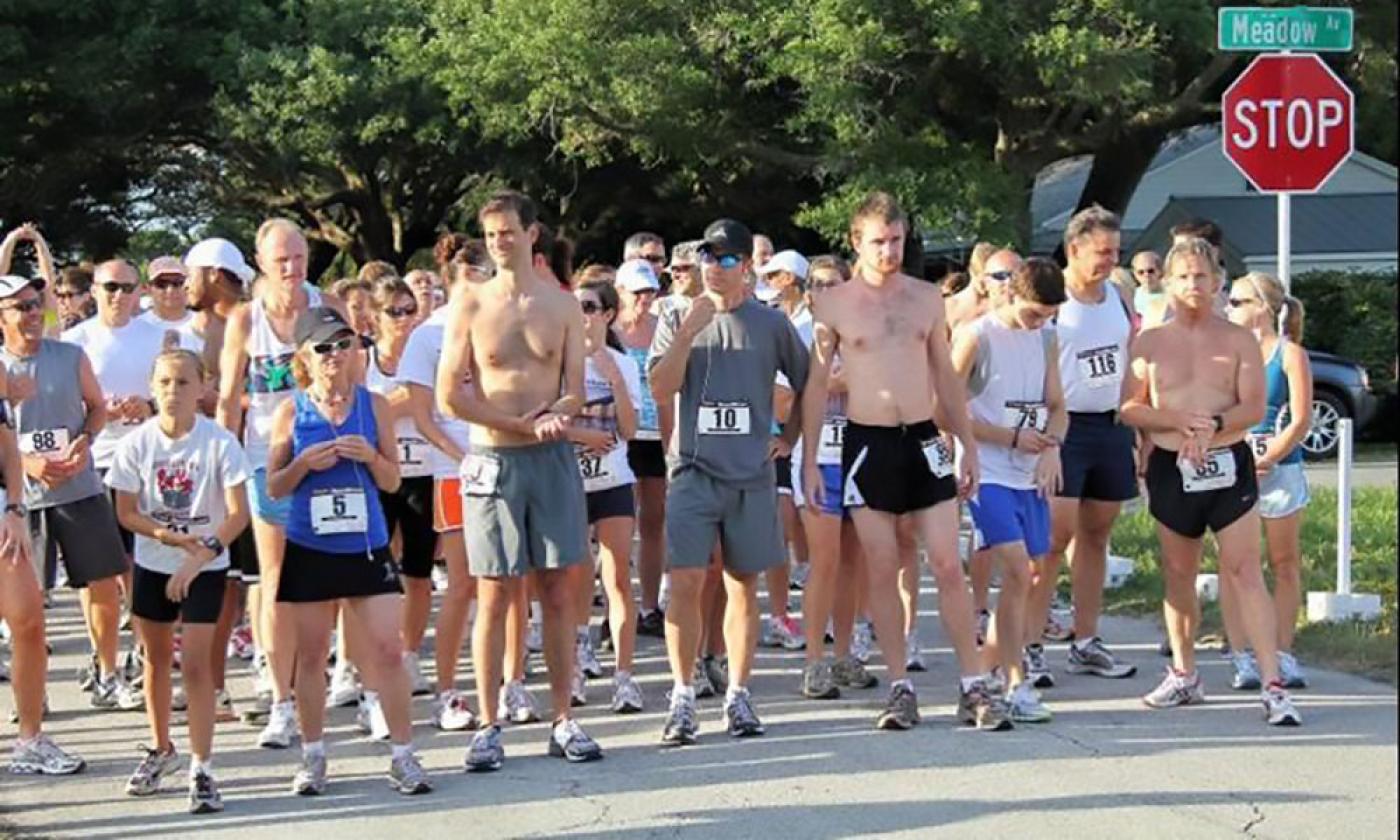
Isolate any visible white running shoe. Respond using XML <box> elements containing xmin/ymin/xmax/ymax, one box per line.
<box><xmin>851</xmin><ymin>621</ymin><xmax>873</xmax><ymax>664</ymax></box>
<box><xmin>576</xmin><ymin>632</ymin><xmax>605</xmax><ymax>680</ymax></box>
<box><xmin>525</xmin><ymin>620</ymin><xmax>544</xmax><ymax>655</ymax></box>
<box><xmin>257</xmin><ymin>701</ymin><xmax>299</xmax><ymax>748</ymax></box>
<box><xmin>497</xmin><ymin>680</ymin><xmax>541</xmax><ymax>724</ymax></box>
<box><xmin>326</xmin><ymin>664</ymin><xmax>361</xmax><ymax>708</ymax></box>
<box><xmin>905</xmin><ymin>628</ymin><xmax>927</xmax><ymax>672</ymax></box>
<box><xmin>403</xmin><ymin>652</ymin><xmax>432</xmax><ymax>697</ymax></box>
<box><xmin>356</xmin><ymin>692</ymin><xmax>391</xmax><ymax>741</ymax></box>
<box><xmin>432</xmin><ymin>690</ymin><xmax>479</xmax><ymax>731</ymax></box>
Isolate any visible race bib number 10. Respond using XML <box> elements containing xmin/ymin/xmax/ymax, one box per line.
<box><xmin>697</xmin><ymin>401</ymin><xmax>751</xmax><ymax>436</ymax></box>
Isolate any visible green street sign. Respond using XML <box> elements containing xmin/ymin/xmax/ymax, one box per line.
<box><xmin>1218</xmin><ymin>7</ymin><xmax>1354</xmax><ymax>52</ymax></box>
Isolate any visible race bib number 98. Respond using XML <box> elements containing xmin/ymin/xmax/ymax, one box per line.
<box><xmin>1179</xmin><ymin>449</ymin><xmax>1237</xmax><ymax>494</ymax></box>
<box><xmin>697</xmin><ymin>401</ymin><xmax>751</xmax><ymax>436</ymax></box>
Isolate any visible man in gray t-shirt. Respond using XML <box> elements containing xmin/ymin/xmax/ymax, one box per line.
<box><xmin>648</xmin><ymin>219</ymin><xmax>808</xmax><ymax>746</ymax></box>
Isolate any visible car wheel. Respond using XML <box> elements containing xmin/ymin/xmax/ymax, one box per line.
<box><xmin>1301</xmin><ymin>390</ymin><xmax>1349</xmax><ymax>461</ymax></box>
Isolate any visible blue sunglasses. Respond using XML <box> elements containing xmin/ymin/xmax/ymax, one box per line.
<box><xmin>699</xmin><ymin>251</ymin><xmax>743</xmax><ymax>269</ymax></box>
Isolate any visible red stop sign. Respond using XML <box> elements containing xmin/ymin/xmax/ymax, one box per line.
<box><xmin>1222</xmin><ymin>53</ymin><xmax>1354</xmax><ymax>193</ymax></box>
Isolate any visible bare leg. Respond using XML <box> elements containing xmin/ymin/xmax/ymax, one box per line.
<box><xmin>344</xmin><ymin>594</ymin><xmax>412</xmax><ymax>743</ymax></box>
<box><xmin>596</xmin><ymin>517</ymin><xmax>638</xmax><ymax>672</ymax></box>
<box><xmin>289</xmin><ymin>602</ymin><xmax>337</xmax><ymax>742</ymax></box>
<box><xmin>402</xmin><ymin>576</ymin><xmax>433</xmax><ymax>655</ymax></box>
<box><xmin>473</xmin><ymin>577</ymin><xmax>519</xmax><ymax>726</ymax></box>
<box><xmin>180</xmin><ymin>623</ymin><xmax>218</xmax><ymax>762</ymax></box>
<box><xmin>136</xmin><ymin>620</ymin><xmax>176</xmax><ymax>751</ymax></box>
<box><xmin>848</xmin><ymin>508</ymin><xmax>908</xmax><ymax>680</ymax></box>
<box><xmin>832</xmin><ymin>526</ymin><xmax>863</xmax><ymax>657</ymax></box>
<box><xmin>434</xmin><ymin>532</ymin><xmax>475</xmax><ymax>694</ymax></box>
<box><xmin>86</xmin><ymin>576</ymin><xmax>123</xmax><ymax>678</ymax></box>
<box><xmin>1215</xmin><ymin>510</ymin><xmax>1281</xmax><ymax>684</ymax></box>
<box><xmin>1158</xmin><ymin>525</ymin><xmax>1203</xmax><ymax>675</ymax></box>
<box><xmin>1071</xmin><ymin>500</ymin><xmax>1122</xmax><ymax>639</ymax></box>
<box><xmin>800</xmin><ymin>508</ymin><xmax>842</xmax><ymax>661</ymax></box>
<box><xmin>981</xmin><ymin>544</ymin><xmax>1033</xmax><ymax>684</ymax></box>
<box><xmin>896</xmin><ymin>517</ymin><xmax>920</xmax><ymax>637</ymax></box>
<box><xmin>211</xmin><ymin>580</ymin><xmax>243</xmax><ymax>692</ymax></box>
<box><xmin>664</xmin><ymin>569</ymin><xmax>707</xmax><ymax>686</ymax></box>
<box><xmin>913</xmin><ymin>501</ymin><xmax>981</xmax><ymax>675</ymax></box>
<box><xmin>1263</xmin><ymin>513</ymin><xmax>1304</xmax><ymax>650</ymax></box>
<box><xmin>636</xmin><ymin>477</ymin><xmax>666</xmax><ymax>613</ymax></box>
<box><xmin>721</xmin><ymin>569</ymin><xmax>761</xmax><ymax>687</ymax></box>
<box><xmin>0</xmin><ymin>561</ymin><xmax>46</xmax><ymax>739</ymax></box>
<box><xmin>251</xmin><ymin>517</ymin><xmax>293</xmax><ymax>702</ymax></box>
<box><xmin>537</xmin><ymin>567</ymin><xmax>579</xmax><ymax>720</ymax></box>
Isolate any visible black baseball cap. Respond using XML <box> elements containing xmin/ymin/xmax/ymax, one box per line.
<box><xmin>700</xmin><ymin>219</ymin><xmax>753</xmax><ymax>259</ymax></box>
<box><xmin>294</xmin><ymin>306</ymin><xmax>354</xmax><ymax>346</ymax></box>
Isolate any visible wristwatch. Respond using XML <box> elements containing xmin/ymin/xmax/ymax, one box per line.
<box><xmin>4</xmin><ymin>502</ymin><xmax>26</xmax><ymax>519</ymax></box>
<box><xmin>1212</xmin><ymin>414</ymin><xmax>1225</xmax><ymax>432</ymax></box>
<box><xmin>200</xmin><ymin>535</ymin><xmax>224</xmax><ymax>554</ymax></box>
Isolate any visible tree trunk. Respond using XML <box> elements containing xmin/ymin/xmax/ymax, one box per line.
<box><xmin>1053</xmin><ymin>125</ymin><xmax>1169</xmax><ymax>262</ymax></box>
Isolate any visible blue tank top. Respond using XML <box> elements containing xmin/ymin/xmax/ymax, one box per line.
<box><xmin>623</xmin><ymin>346</ymin><xmax>660</xmax><ymax>440</ymax></box>
<box><xmin>286</xmin><ymin>386</ymin><xmax>390</xmax><ymax>554</ymax></box>
<box><xmin>1253</xmin><ymin>341</ymin><xmax>1302</xmax><ymax>466</ymax></box>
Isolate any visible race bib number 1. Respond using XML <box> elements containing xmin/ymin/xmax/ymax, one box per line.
<box><xmin>921</xmin><ymin>438</ymin><xmax>954</xmax><ymax>479</ymax></box>
<box><xmin>817</xmin><ymin>418</ymin><xmax>846</xmax><ymax>465</ymax></box>
<box><xmin>697</xmin><ymin>401</ymin><xmax>751</xmax><ymax>436</ymax></box>
<box><xmin>310</xmin><ymin>488</ymin><xmax>368</xmax><ymax>535</ymax></box>
<box><xmin>398</xmin><ymin>436</ymin><xmax>428</xmax><ymax>467</ymax></box>
<box><xmin>1077</xmin><ymin>345</ymin><xmax>1122</xmax><ymax>390</ymax></box>
<box><xmin>21</xmin><ymin>428</ymin><xmax>70</xmax><ymax>459</ymax></box>
<box><xmin>1179</xmin><ymin>449</ymin><xmax>1237</xmax><ymax>494</ymax></box>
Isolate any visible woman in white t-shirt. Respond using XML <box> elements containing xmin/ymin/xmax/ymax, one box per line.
<box><xmin>569</xmin><ymin>281</ymin><xmax>644</xmax><ymax>713</ymax></box>
<box><xmin>106</xmin><ymin>349</ymin><xmax>251</xmax><ymax>814</ymax></box>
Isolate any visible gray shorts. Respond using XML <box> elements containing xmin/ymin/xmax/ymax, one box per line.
<box><xmin>28</xmin><ymin>493</ymin><xmax>129</xmax><ymax>588</ymax></box>
<box><xmin>665</xmin><ymin>468</ymin><xmax>783</xmax><ymax>576</ymax></box>
<box><xmin>461</xmin><ymin>440</ymin><xmax>588</xmax><ymax>578</ymax></box>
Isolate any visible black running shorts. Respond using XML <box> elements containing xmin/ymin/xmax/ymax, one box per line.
<box><xmin>1146</xmin><ymin>440</ymin><xmax>1258</xmax><ymax>539</ymax></box>
<box><xmin>841</xmin><ymin>419</ymin><xmax>957</xmax><ymax>515</ymax></box>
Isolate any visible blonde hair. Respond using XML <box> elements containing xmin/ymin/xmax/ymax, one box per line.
<box><xmin>150</xmin><ymin>348</ymin><xmax>206</xmax><ymax>385</ymax></box>
<box><xmin>254</xmin><ymin>218</ymin><xmax>304</xmax><ymax>253</ymax></box>
<box><xmin>967</xmin><ymin>242</ymin><xmax>996</xmax><ymax>279</ymax></box>
<box><xmin>1163</xmin><ymin>237</ymin><xmax>1219</xmax><ymax>281</ymax></box>
<box><xmin>1240</xmin><ymin>271</ymin><xmax>1305</xmax><ymax>341</ymax></box>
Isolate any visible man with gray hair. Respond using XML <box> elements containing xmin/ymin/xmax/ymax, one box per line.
<box><xmin>622</xmin><ymin>232</ymin><xmax>667</xmax><ymax>274</ymax></box>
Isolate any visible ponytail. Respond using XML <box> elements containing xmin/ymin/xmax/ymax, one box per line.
<box><xmin>1280</xmin><ymin>295</ymin><xmax>1305</xmax><ymax>343</ymax></box>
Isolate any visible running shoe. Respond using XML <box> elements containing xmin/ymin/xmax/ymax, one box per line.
<box><xmin>120</xmin><ymin>648</ymin><xmax>143</xmax><ymax>688</ymax></box>
<box><xmin>90</xmin><ymin>674</ymin><xmax>122</xmax><ymax>710</ymax></box>
<box><xmin>77</xmin><ymin>652</ymin><xmax>99</xmax><ymax>692</ymax></box>
<box><xmin>498</xmin><ymin>679</ymin><xmax>541</xmax><ymax>724</ymax></box>
<box><xmin>433</xmin><ymin>690</ymin><xmax>479</xmax><ymax>731</ymax></box>
<box><xmin>851</xmin><ymin>621</ymin><xmax>873</xmax><ymax>664</ymax></box>
<box><xmin>1142</xmin><ymin>668</ymin><xmax>1206</xmax><ymax>709</ymax></box>
<box><xmin>1067</xmin><ymin>636</ymin><xmax>1136</xmax><ymax>678</ymax></box>
<box><xmin>357</xmin><ymin>692</ymin><xmax>391</xmax><ymax>741</ymax></box>
<box><xmin>388</xmin><ymin>751</ymin><xmax>433</xmax><ymax>794</ymax></box>
<box><xmin>773</xmin><ymin>615</ymin><xmax>805</xmax><ymax>651</ymax></box>
<box><xmin>905</xmin><ymin>628</ymin><xmax>927</xmax><ymax>672</ymax></box>
<box><xmin>326</xmin><ymin>664</ymin><xmax>361</xmax><ymax>708</ymax></box>
<box><xmin>832</xmin><ymin>655</ymin><xmax>879</xmax><ymax>690</ymax></box>
<box><xmin>611</xmin><ymin>675</ymin><xmax>645</xmax><ymax>714</ymax></box>
<box><xmin>577</xmin><ymin>632</ymin><xmax>605</xmax><ymax>680</ymax></box>
<box><xmin>637</xmin><ymin>609</ymin><xmax>666</xmax><ymax>639</ymax></box>
<box><xmin>172</xmin><ymin>685</ymin><xmax>188</xmax><ymax>712</ymax></box>
<box><xmin>1024</xmin><ymin>643</ymin><xmax>1055</xmax><ymax>689</ymax></box>
<box><xmin>171</xmin><ymin>633</ymin><xmax>183</xmax><ymax>672</ymax></box>
<box><xmin>1043</xmin><ymin>612</ymin><xmax>1075</xmax><ymax>643</ymax></box>
<box><xmin>292</xmin><ymin>751</ymin><xmax>328</xmax><ymax>795</ymax></box>
<box><xmin>789</xmin><ymin>562</ymin><xmax>810</xmax><ymax>591</ymax></box>
<box><xmin>1262</xmin><ymin>684</ymin><xmax>1302</xmax><ymax>726</ymax></box>
<box><xmin>243</xmin><ymin>688</ymin><xmax>273</xmax><ymax>724</ymax></box>
<box><xmin>464</xmin><ymin>724</ymin><xmax>505</xmax><ymax>772</ymax></box>
<box><xmin>525</xmin><ymin>620</ymin><xmax>544</xmax><ymax>654</ymax></box>
<box><xmin>702</xmin><ymin>656</ymin><xmax>729</xmax><ymax>695</ymax></box>
<box><xmin>1007</xmin><ymin>681</ymin><xmax>1053</xmax><ymax>723</ymax></box>
<box><xmin>228</xmin><ymin>623</ymin><xmax>254</xmax><ymax>661</ymax></box>
<box><xmin>548</xmin><ymin>718</ymin><xmax>603</xmax><ymax>763</ymax></box>
<box><xmin>691</xmin><ymin>660</ymin><xmax>716</xmax><ymax>699</ymax></box>
<box><xmin>403</xmin><ymin>652</ymin><xmax>432</xmax><ymax>696</ymax></box>
<box><xmin>430</xmin><ymin>564</ymin><xmax>449</xmax><ymax>593</ymax></box>
<box><xmin>724</xmin><ymin>689</ymin><xmax>765</xmax><ymax>738</ymax></box>
<box><xmin>1278</xmin><ymin>651</ymin><xmax>1308</xmax><ymax>689</ymax></box>
<box><xmin>214</xmin><ymin>689</ymin><xmax>237</xmax><ymax>724</ymax></box>
<box><xmin>188</xmin><ymin>769</ymin><xmax>224</xmax><ymax>814</ymax></box>
<box><xmin>801</xmin><ymin>659</ymin><xmax>840</xmax><ymax>700</ymax></box>
<box><xmin>660</xmin><ymin>696</ymin><xmax>699</xmax><ymax>746</ymax></box>
<box><xmin>957</xmin><ymin>678</ymin><xmax>1014</xmax><ymax>731</ymax></box>
<box><xmin>125</xmin><ymin>745</ymin><xmax>179</xmax><ymax>796</ymax></box>
<box><xmin>570</xmin><ymin>668</ymin><xmax>588</xmax><ymax>708</ymax></box>
<box><xmin>1230</xmin><ymin>650</ymin><xmax>1262</xmax><ymax>691</ymax></box>
<box><xmin>258</xmin><ymin>700</ymin><xmax>299</xmax><ymax>748</ymax></box>
<box><xmin>0</xmin><ymin>658</ymin><xmax>9</xmax><ymax>683</ymax></box>
<box><xmin>9</xmin><ymin>733</ymin><xmax>84</xmax><ymax>775</ymax></box>
<box><xmin>875</xmin><ymin>683</ymin><xmax>920</xmax><ymax>730</ymax></box>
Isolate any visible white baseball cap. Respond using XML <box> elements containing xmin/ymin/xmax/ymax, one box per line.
<box><xmin>755</xmin><ymin>250</ymin><xmax>810</xmax><ymax>280</ymax></box>
<box><xmin>0</xmin><ymin>274</ymin><xmax>44</xmax><ymax>300</ymax></box>
<box><xmin>616</xmin><ymin>259</ymin><xmax>660</xmax><ymax>293</ymax></box>
<box><xmin>184</xmin><ymin>238</ymin><xmax>255</xmax><ymax>285</ymax></box>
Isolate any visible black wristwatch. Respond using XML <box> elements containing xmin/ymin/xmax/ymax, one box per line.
<box><xmin>4</xmin><ymin>502</ymin><xmax>26</xmax><ymax>519</ymax></box>
<box><xmin>200</xmin><ymin>535</ymin><xmax>224</xmax><ymax>554</ymax></box>
<box><xmin>1212</xmin><ymin>414</ymin><xmax>1225</xmax><ymax>432</ymax></box>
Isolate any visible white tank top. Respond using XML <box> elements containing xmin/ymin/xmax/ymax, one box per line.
<box><xmin>244</xmin><ymin>287</ymin><xmax>322</xmax><ymax>463</ymax></box>
<box><xmin>1057</xmin><ymin>281</ymin><xmax>1131</xmax><ymax>413</ymax></box>
<box><xmin>366</xmin><ymin>346</ymin><xmax>434</xmax><ymax>478</ymax></box>
<box><xmin>966</xmin><ymin>314</ymin><xmax>1052</xmax><ymax>489</ymax></box>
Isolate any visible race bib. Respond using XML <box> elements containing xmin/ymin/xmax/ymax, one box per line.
<box><xmin>460</xmin><ymin>453</ymin><xmax>501</xmax><ymax>497</ymax></box>
<box><xmin>1179</xmin><ymin>449</ymin><xmax>1238</xmax><ymax>494</ymax></box>
<box><xmin>697</xmin><ymin>401</ymin><xmax>751</xmax><ymax>436</ymax></box>
<box><xmin>817</xmin><ymin>418</ymin><xmax>846</xmax><ymax>465</ymax></box>
<box><xmin>921</xmin><ymin>438</ymin><xmax>954</xmax><ymax>479</ymax></box>
<box><xmin>20</xmin><ymin>428</ymin><xmax>70</xmax><ymax>460</ymax></box>
<box><xmin>1003</xmin><ymin>401</ymin><xmax>1048</xmax><ymax>433</ymax></box>
<box><xmin>1246</xmin><ymin>433</ymin><xmax>1272</xmax><ymax>460</ymax></box>
<box><xmin>578</xmin><ymin>450</ymin><xmax>614</xmax><ymax>492</ymax></box>
<box><xmin>310</xmin><ymin>488</ymin><xmax>368</xmax><ymax>535</ymax></box>
<box><xmin>398</xmin><ymin>436</ymin><xmax>429</xmax><ymax>468</ymax></box>
<box><xmin>1076</xmin><ymin>345</ymin><xmax>1123</xmax><ymax>390</ymax></box>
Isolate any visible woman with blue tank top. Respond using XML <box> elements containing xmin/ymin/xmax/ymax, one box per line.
<box><xmin>1225</xmin><ymin>272</ymin><xmax>1312</xmax><ymax>690</ymax></box>
<box><xmin>264</xmin><ymin>306</ymin><xmax>431</xmax><ymax>798</ymax></box>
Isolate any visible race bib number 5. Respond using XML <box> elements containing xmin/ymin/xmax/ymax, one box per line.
<box><xmin>20</xmin><ymin>428</ymin><xmax>70</xmax><ymax>460</ymax></box>
<box><xmin>697</xmin><ymin>401</ymin><xmax>751</xmax><ymax>436</ymax></box>
<box><xmin>921</xmin><ymin>438</ymin><xmax>954</xmax><ymax>479</ymax></box>
<box><xmin>310</xmin><ymin>488</ymin><xmax>368</xmax><ymax>535</ymax></box>
<box><xmin>1179</xmin><ymin>449</ymin><xmax>1237</xmax><ymax>494</ymax></box>
<box><xmin>1077</xmin><ymin>345</ymin><xmax>1122</xmax><ymax>390</ymax></box>
<box><xmin>1246</xmin><ymin>433</ymin><xmax>1272</xmax><ymax>460</ymax></box>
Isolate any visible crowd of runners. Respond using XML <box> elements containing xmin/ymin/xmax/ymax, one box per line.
<box><xmin>0</xmin><ymin>190</ymin><xmax>1313</xmax><ymax>814</ymax></box>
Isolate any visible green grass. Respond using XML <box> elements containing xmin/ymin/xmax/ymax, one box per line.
<box><xmin>1352</xmin><ymin>442</ymin><xmax>1397</xmax><ymax>464</ymax></box>
<box><xmin>1102</xmin><ymin>487</ymin><xmax>1397</xmax><ymax>684</ymax></box>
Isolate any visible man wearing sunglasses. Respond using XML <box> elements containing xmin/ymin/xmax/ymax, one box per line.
<box><xmin>1130</xmin><ymin>251</ymin><xmax>1164</xmax><ymax>324</ymax></box>
<box><xmin>623</xmin><ymin>232</ymin><xmax>667</xmax><ymax>296</ymax></box>
<box><xmin>140</xmin><ymin>257</ymin><xmax>202</xmax><ymax>353</ymax></box>
<box><xmin>649</xmin><ymin>218</ymin><xmax>809</xmax><ymax>745</ymax></box>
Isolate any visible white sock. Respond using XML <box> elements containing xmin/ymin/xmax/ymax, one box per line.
<box><xmin>615</xmin><ymin>669</ymin><xmax>633</xmax><ymax>684</ymax></box>
<box><xmin>190</xmin><ymin>757</ymin><xmax>212</xmax><ymax>777</ymax></box>
<box><xmin>302</xmin><ymin>740</ymin><xmax>325</xmax><ymax>758</ymax></box>
<box><xmin>391</xmin><ymin>742</ymin><xmax>413</xmax><ymax>761</ymax></box>
<box><xmin>671</xmin><ymin>683</ymin><xmax>695</xmax><ymax>704</ymax></box>
<box><xmin>725</xmin><ymin>684</ymin><xmax>749</xmax><ymax>703</ymax></box>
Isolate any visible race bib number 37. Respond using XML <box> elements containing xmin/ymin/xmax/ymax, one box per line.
<box><xmin>697</xmin><ymin>401</ymin><xmax>751</xmax><ymax>436</ymax></box>
<box><xmin>1179</xmin><ymin>449</ymin><xmax>1237</xmax><ymax>494</ymax></box>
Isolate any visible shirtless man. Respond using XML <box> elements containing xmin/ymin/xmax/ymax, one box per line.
<box><xmin>437</xmin><ymin>190</ymin><xmax>601</xmax><ymax>770</ymax></box>
<box><xmin>803</xmin><ymin>192</ymin><xmax>1009</xmax><ymax>731</ymax></box>
<box><xmin>1121</xmin><ymin>238</ymin><xmax>1301</xmax><ymax>726</ymax></box>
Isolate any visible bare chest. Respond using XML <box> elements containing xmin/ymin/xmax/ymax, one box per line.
<box><xmin>472</xmin><ymin>300</ymin><xmax>562</xmax><ymax>369</ymax></box>
<box><xmin>836</xmin><ymin>291</ymin><xmax>932</xmax><ymax>356</ymax></box>
<box><xmin>1151</xmin><ymin>335</ymin><xmax>1239</xmax><ymax>396</ymax></box>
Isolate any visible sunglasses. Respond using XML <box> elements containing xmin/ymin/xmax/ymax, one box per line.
<box><xmin>100</xmin><ymin>282</ymin><xmax>138</xmax><ymax>295</ymax></box>
<box><xmin>384</xmin><ymin>304</ymin><xmax>418</xmax><ymax>319</ymax></box>
<box><xmin>698</xmin><ymin>251</ymin><xmax>743</xmax><ymax>269</ymax></box>
<box><xmin>1134</xmin><ymin>267</ymin><xmax>1159</xmax><ymax>275</ymax></box>
<box><xmin>55</xmin><ymin>290</ymin><xmax>88</xmax><ymax>300</ymax></box>
<box><xmin>1226</xmin><ymin>297</ymin><xmax>1256</xmax><ymax>309</ymax></box>
<box><xmin>1</xmin><ymin>298</ymin><xmax>44</xmax><ymax>314</ymax></box>
<box><xmin>579</xmin><ymin>300</ymin><xmax>606</xmax><ymax>315</ymax></box>
<box><xmin>311</xmin><ymin>336</ymin><xmax>355</xmax><ymax>355</ymax></box>
<box><xmin>985</xmin><ymin>270</ymin><xmax>1014</xmax><ymax>283</ymax></box>
<box><xmin>641</xmin><ymin>254</ymin><xmax>666</xmax><ymax>266</ymax></box>
<box><xmin>670</xmin><ymin>265</ymin><xmax>695</xmax><ymax>274</ymax></box>
<box><xmin>151</xmin><ymin>278</ymin><xmax>186</xmax><ymax>291</ymax></box>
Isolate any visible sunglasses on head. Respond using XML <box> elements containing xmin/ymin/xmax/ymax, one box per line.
<box><xmin>151</xmin><ymin>278</ymin><xmax>185</xmax><ymax>291</ymax></box>
<box><xmin>311</xmin><ymin>336</ymin><xmax>355</xmax><ymax>355</ymax></box>
<box><xmin>579</xmin><ymin>300</ymin><xmax>606</xmax><ymax>315</ymax></box>
<box><xmin>100</xmin><ymin>282</ymin><xmax>138</xmax><ymax>295</ymax></box>
<box><xmin>385</xmin><ymin>304</ymin><xmax>418</xmax><ymax>319</ymax></box>
<box><xmin>699</xmin><ymin>251</ymin><xmax>743</xmax><ymax>269</ymax></box>
<box><xmin>2</xmin><ymin>298</ymin><xmax>44</xmax><ymax>314</ymax></box>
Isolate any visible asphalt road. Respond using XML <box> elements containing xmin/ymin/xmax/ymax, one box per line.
<box><xmin>1</xmin><ymin>579</ymin><xmax>1395</xmax><ymax>839</ymax></box>
<box><xmin>1304</xmin><ymin>459</ymin><xmax>1398</xmax><ymax>489</ymax></box>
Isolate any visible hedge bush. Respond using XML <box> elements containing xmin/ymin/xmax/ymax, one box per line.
<box><xmin>1291</xmin><ymin>269</ymin><xmax>1397</xmax><ymax>392</ymax></box>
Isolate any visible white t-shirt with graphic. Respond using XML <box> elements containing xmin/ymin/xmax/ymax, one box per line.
<box><xmin>104</xmin><ymin>416</ymin><xmax>252</xmax><ymax>574</ymax></box>
<box><xmin>399</xmin><ymin>308</ymin><xmax>473</xmax><ymax>478</ymax></box>
<box><xmin>139</xmin><ymin>309</ymin><xmax>204</xmax><ymax>355</ymax></box>
<box><xmin>576</xmin><ymin>348</ymin><xmax>643</xmax><ymax>493</ymax></box>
